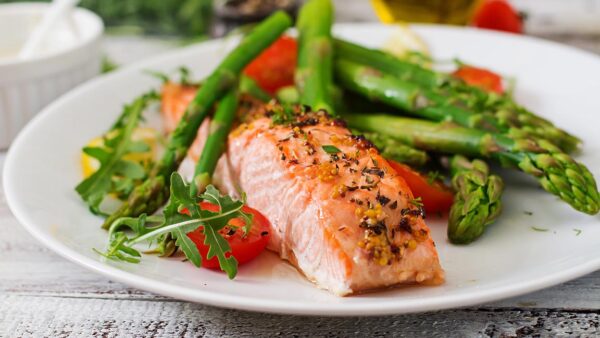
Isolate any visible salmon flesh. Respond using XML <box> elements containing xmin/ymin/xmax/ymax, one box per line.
<box><xmin>162</xmin><ymin>83</ymin><xmax>444</xmax><ymax>296</ymax></box>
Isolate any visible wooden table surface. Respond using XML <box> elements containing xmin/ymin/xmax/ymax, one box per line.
<box><xmin>2</xmin><ymin>2</ymin><xmax>600</xmax><ymax>336</ymax></box>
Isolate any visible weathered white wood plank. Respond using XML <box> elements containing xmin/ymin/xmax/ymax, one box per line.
<box><xmin>1</xmin><ymin>295</ymin><xmax>598</xmax><ymax>337</ymax></box>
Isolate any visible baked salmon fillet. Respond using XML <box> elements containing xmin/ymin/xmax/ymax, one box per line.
<box><xmin>162</xmin><ymin>83</ymin><xmax>444</xmax><ymax>296</ymax></box>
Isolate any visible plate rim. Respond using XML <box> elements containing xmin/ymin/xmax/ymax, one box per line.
<box><xmin>4</xmin><ymin>23</ymin><xmax>600</xmax><ymax>316</ymax></box>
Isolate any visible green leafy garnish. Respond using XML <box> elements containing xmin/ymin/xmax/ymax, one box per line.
<box><xmin>145</xmin><ymin>66</ymin><xmax>197</xmax><ymax>85</ymax></box>
<box><xmin>144</xmin><ymin>70</ymin><xmax>170</xmax><ymax>83</ymax></box>
<box><xmin>75</xmin><ymin>91</ymin><xmax>158</xmax><ymax>215</ymax></box>
<box><xmin>101</xmin><ymin>55</ymin><xmax>118</xmax><ymax>73</ymax></box>
<box><xmin>531</xmin><ymin>226</ymin><xmax>549</xmax><ymax>232</ymax></box>
<box><xmin>322</xmin><ymin>145</ymin><xmax>341</xmax><ymax>154</ymax></box>
<box><xmin>269</xmin><ymin>104</ymin><xmax>298</xmax><ymax>126</ymax></box>
<box><xmin>409</xmin><ymin>196</ymin><xmax>424</xmax><ymax>207</ymax></box>
<box><xmin>177</xmin><ymin>66</ymin><xmax>192</xmax><ymax>86</ymax></box>
<box><xmin>94</xmin><ymin>232</ymin><xmax>141</xmax><ymax>263</ymax></box>
<box><xmin>426</xmin><ymin>170</ymin><xmax>445</xmax><ymax>185</ymax></box>
<box><xmin>573</xmin><ymin>228</ymin><xmax>582</xmax><ymax>236</ymax></box>
<box><xmin>98</xmin><ymin>173</ymin><xmax>253</xmax><ymax>279</ymax></box>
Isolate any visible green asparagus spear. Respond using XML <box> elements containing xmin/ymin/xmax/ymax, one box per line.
<box><xmin>358</xmin><ymin>131</ymin><xmax>429</xmax><ymax>167</ymax></box>
<box><xmin>190</xmin><ymin>90</ymin><xmax>238</xmax><ymax>196</ymax></box>
<box><xmin>239</xmin><ymin>75</ymin><xmax>271</xmax><ymax>103</ymax></box>
<box><xmin>334</xmin><ymin>39</ymin><xmax>581</xmax><ymax>153</ymax></box>
<box><xmin>345</xmin><ymin>113</ymin><xmax>600</xmax><ymax>215</ymax></box>
<box><xmin>102</xmin><ymin>11</ymin><xmax>292</xmax><ymax>229</ymax></box>
<box><xmin>335</xmin><ymin>59</ymin><xmax>506</xmax><ymax>131</ymax></box>
<box><xmin>334</xmin><ymin>38</ymin><xmax>441</xmax><ymax>87</ymax></box>
<box><xmin>447</xmin><ymin>155</ymin><xmax>504</xmax><ymax>244</ymax></box>
<box><xmin>296</xmin><ymin>0</ymin><xmax>334</xmax><ymax>113</ymax></box>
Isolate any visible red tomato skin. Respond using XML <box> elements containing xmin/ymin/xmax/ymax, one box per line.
<box><xmin>453</xmin><ymin>66</ymin><xmax>504</xmax><ymax>94</ymax></box>
<box><xmin>388</xmin><ymin>161</ymin><xmax>454</xmax><ymax>215</ymax></box>
<box><xmin>243</xmin><ymin>36</ymin><xmax>297</xmax><ymax>94</ymax></box>
<box><xmin>186</xmin><ymin>202</ymin><xmax>271</xmax><ymax>269</ymax></box>
<box><xmin>472</xmin><ymin>0</ymin><xmax>523</xmax><ymax>34</ymax></box>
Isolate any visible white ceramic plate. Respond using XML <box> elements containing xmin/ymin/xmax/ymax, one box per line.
<box><xmin>4</xmin><ymin>24</ymin><xmax>600</xmax><ymax>316</ymax></box>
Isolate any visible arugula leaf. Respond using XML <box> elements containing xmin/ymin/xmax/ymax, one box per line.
<box><xmin>94</xmin><ymin>232</ymin><xmax>141</xmax><ymax>263</ymax></box>
<box><xmin>200</xmin><ymin>185</ymin><xmax>252</xmax><ymax>232</ymax></box>
<box><xmin>97</xmin><ymin>173</ymin><xmax>253</xmax><ymax>279</ymax></box>
<box><xmin>97</xmin><ymin>171</ymin><xmax>253</xmax><ymax>278</ymax></box>
<box><xmin>162</xmin><ymin>173</ymin><xmax>203</xmax><ymax>266</ymax></box>
<box><xmin>203</xmin><ymin>225</ymin><xmax>239</xmax><ymax>278</ymax></box>
<box><xmin>199</xmin><ymin>185</ymin><xmax>251</xmax><ymax>277</ymax></box>
<box><xmin>75</xmin><ymin>91</ymin><xmax>158</xmax><ymax>215</ymax></box>
<box><xmin>107</xmin><ymin>213</ymin><xmax>163</xmax><ymax>238</ymax></box>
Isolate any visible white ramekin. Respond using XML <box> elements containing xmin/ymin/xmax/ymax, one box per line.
<box><xmin>0</xmin><ymin>3</ymin><xmax>104</xmax><ymax>149</ymax></box>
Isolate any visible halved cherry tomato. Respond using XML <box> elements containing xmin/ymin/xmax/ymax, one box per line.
<box><xmin>453</xmin><ymin>65</ymin><xmax>504</xmax><ymax>94</ymax></box>
<box><xmin>243</xmin><ymin>35</ymin><xmax>297</xmax><ymax>94</ymax></box>
<box><xmin>389</xmin><ymin>160</ymin><xmax>454</xmax><ymax>215</ymax></box>
<box><xmin>472</xmin><ymin>0</ymin><xmax>523</xmax><ymax>34</ymax></box>
<box><xmin>186</xmin><ymin>202</ymin><xmax>271</xmax><ymax>269</ymax></box>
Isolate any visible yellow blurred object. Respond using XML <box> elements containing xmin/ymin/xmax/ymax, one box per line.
<box><xmin>81</xmin><ymin>127</ymin><xmax>159</xmax><ymax>178</ymax></box>
<box><xmin>371</xmin><ymin>0</ymin><xmax>483</xmax><ymax>25</ymax></box>
<box><xmin>382</xmin><ymin>23</ymin><xmax>429</xmax><ymax>59</ymax></box>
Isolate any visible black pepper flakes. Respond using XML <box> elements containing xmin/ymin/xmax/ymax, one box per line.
<box><xmin>331</xmin><ymin>118</ymin><xmax>347</xmax><ymax>127</ymax></box>
<box><xmin>401</xmin><ymin>207</ymin><xmax>425</xmax><ymax>218</ymax></box>
<box><xmin>363</xmin><ymin>167</ymin><xmax>385</xmax><ymax>178</ymax></box>
<box><xmin>376</xmin><ymin>193</ymin><xmax>391</xmax><ymax>206</ymax></box>
<box><xmin>398</xmin><ymin>217</ymin><xmax>412</xmax><ymax>233</ymax></box>
<box><xmin>360</xmin><ymin>220</ymin><xmax>387</xmax><ymax>235</ymax></box>
<box><xmin>350</xmin><ymin>134</ymin><xmax>375</xmax><ymax>150</ymax></box>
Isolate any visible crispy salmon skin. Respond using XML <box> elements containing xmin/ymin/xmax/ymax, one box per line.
<box><xmin>161</xmin><ymin>83</ymin><xmax>444</xmax><ymax>296</ymax></box>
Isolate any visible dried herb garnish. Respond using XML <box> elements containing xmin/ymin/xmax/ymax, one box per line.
<box><xmin>408</xmin><ymin>197</ymin><xmax>424</xmax><ymax>207</ymax></box>
<box><xmin>322</xmin><ymin>145</ymin><xmax>342</xmax><ymax>154</ymax></box>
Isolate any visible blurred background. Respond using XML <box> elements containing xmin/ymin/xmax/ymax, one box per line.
<box><xmin>2</xmin><ymin>0</ymin><xmax>600</xmax><ymax>37</ymax></box>
<box><xmin>2</xmin><ymin>0</ymin><xmax>600</xmax><ymax>67</ymax></box>
<box><xmin>2</xmin><ymin>0</ymin><xmax>600</xmax><ymax>148</ymax></box>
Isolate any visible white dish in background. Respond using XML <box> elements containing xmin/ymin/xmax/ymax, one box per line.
<box><xmin>4</xmin><ymin>24</ymin><xmax>600</xmax><ymax>316</ymax></box>
<box><xmin>0</xmin><ymin>3</ymin><xmax>103</xmax><ymax>148</ymax></box>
